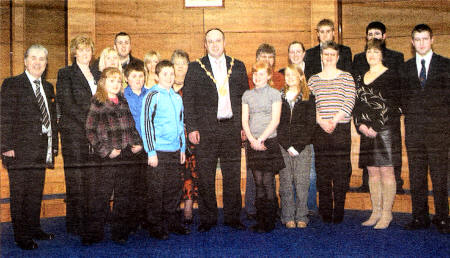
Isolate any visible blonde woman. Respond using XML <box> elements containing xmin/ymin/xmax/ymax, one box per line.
<box><xmin>143</xmin><ymin>50</ymin><xmax>161</xmax><ymax>88</ymax></box>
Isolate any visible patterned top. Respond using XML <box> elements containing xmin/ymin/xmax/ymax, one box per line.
<box><xmin>308</xmin><ymin>72</ymin><xmax>356</xmax><ymax>123</ymax></box>
<box><xmin>86</xmin><ymin>95</ymin><xmax>142</xmax><ymax>158</ymax></box>
<box><xmin>353</xmin><ymin>69</ymin><xmax>401</xmax><ymax>132</ymax></box>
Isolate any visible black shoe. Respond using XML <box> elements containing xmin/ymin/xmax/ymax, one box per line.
<box><xmin>432</xmin><ymin>218</ymin><xmax>450</xmax><ymax>234</ymax></box>
<box><xmin>15</xmin><ymin>239</ymin><xmax>38</xmax><ymax>250</ymax></box>
<box><xmin>396</xmin><ymin>188</ymin><xmax>406</xmax><ymax>195</ymax></box>
<box><xmin>404</xmin><ymin>218</ymin><xmax>430</xmax><ymax>230</ymax></box>
<box><xmin>169</xmin><ymin>225</ymin><xmax>191</xmax><ymax>235</ymax></box>
<box><xmin>148</xmin><ymin>229</ymin><xmax>169</xmax><ymax>240</ymax></box>
<box><xmin>224</xmin><ymin>221</ymin><xmax>246</xmax><ymax>230</ymax></box>
<box><xmin>197</xmin><ymin>223</ymin><xmax>215</xmax><ymax>232</ymax></box>
<box><xmin>81</xmin><ymin>236</ymin><xmax>102</xmax><ymax>246</ymax></box>
<box><xmin>112</xmin><ymin>237</ymin><xmax>128</xmax><ymax>245</ymax></box>
<box><xmin>250</xmin><ymin>223</ymin><xmax>265</xmax><ymax>233</ymax></box>
<box><xmin>333</xmin><ymin>216</ymin><xmax>344</xmax><ymax>224</ymax></box>
<box><xmin>322</xmin><ymin>215</ymin><xmax>332</xmax><ymax>223</ymax></box>
<box><xmin>32</xmin><ymin>230</ymin><xmax>54</xmax><ymax>240</ymax></box>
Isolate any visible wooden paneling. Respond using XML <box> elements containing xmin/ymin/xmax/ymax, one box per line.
<box><xmin>0</xmin><ymin>0</ymin><xmax>11</xmax><ymax>83</ymax></box>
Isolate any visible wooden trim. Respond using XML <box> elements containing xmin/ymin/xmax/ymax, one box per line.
<box><xmin>184</xmin><ymin>0</ymin><xmax>224</xmax><ymax>8</ymax></box>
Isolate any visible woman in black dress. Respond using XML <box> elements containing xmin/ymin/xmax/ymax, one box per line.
<box><xmin>354</xmin><ymin>39</ymin><xmax>401</xmax><ymax>229</ymax></box>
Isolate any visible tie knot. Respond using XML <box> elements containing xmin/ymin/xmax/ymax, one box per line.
<box><xmin>421</xmin><ymin>59</ymin><xmax>425</xmax><ymax>66</ymax></box>
<box><xmin>34</xmin><ymin>80</ymin><xmax>40</xmax><ymax>85</ymax></box>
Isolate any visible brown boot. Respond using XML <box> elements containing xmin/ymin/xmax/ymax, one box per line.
<box><xmin>362</xmin><ymin>178</ymin><xmax>382</xmax><ymax>226</ymax></box>
<box><xmin>374</xmin><ymin>181</ymin><xmax>396</xmax><ymax>229</ymax></box>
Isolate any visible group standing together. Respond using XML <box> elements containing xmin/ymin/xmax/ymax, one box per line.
<box><xmin>1</xmin><ymin>19</ymin><xmax>448</xmax><ymax>250</ymax></box>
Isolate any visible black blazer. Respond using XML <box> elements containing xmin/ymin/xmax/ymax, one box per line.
<box><xmin>278</xmin><ymin>94</ymin><xmax>316</xmax><ymax>152</ymax></box>
<box><xmin>304</xmin><ymin>44</ymin><xmax>352</xmax><ymax>80</ymax></box>
<box><xmin>352</xmin><ymin>48</ymin><xmax>404</xmax><ymax>78</ymax></box>
<box><xmin>183</xmin><ymin>55</ymin><xmax>248</xmax><ymax>136</ymax></box>
<box><xmin>400</xmin><ymin>53</ymin><xmax>450</xmax><ymax>139</ymax></box>
<box><xmin>56</xmin><ymin>62</ymin><xmax>96</xmax><ymax>141</ymax></box>
<box><xmin>1</xmin><ymin>72</ymin><xmax>58</xmax><ymax>166</ymax></box>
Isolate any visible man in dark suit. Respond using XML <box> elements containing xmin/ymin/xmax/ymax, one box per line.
<box><xmin>304</xmin><ymin>19</ymin><xmax>352</xmax><ymax>80</ymax></box>
<box><xmin>352</xmin><ymin>21</ymin><xmax>405</xmax><ymax>194</ymax></box>
<box><xmin>401</xmin><ymin>24</ymin><xmax>449</xmax><ymax>234</ymax></box>
<box><xmin>183</xmin><ymin>28</ymin><xmax>248</xmax><ymax>232</ymax></box>
<box><xmin>1</xmin><ymin>44</ymin><xmax>58</xmax><ymax>250</ymax></box>
<box><xmin>91</xmin><ymin>32</ymin><xmax>143</xmax><ymax>75</ymax></box>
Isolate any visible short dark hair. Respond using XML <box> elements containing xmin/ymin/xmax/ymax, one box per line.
<box><xmin>155</xmin><ymin>60</ymin><xmax>174</xmax><ymax>76</ymax></box>
<box><xmin>317</xmin><ymin>19</ymin><xmax>334</xmax><ymax>31</ymax></box>
<box><xmin>411</xmin><ymin>24</ymin><xmax>433</xmax><ymax>39</ymax></box>
<box><xmin>256</xmin><ymin>43</ymin><xmax>276</xmax><ymax>59</ymax></box>
<box><xmin>320</xmin><ymin>41</ymin><xmax>340</xmax><ymax>55</ymax></box>
<box><xmin>365</xmin><ymin>39</ymin><xmax>384</xmax><ymax>54</ymax></box>
<box><xmin>366</xmin><ymin>21</ymin><xmax>386</xmax><ymax>35</ymax></box>
<box><xmin>205</xmin><ymin>28</ymin><xmax>225</xmax><ymax>40</ymax></box>
<box><xmin>124</xmin><ymin>61</ymin><xmax>145</xmax><ymax>78</ymax></box>
<box><xmin>114</xmin><ymin>32</ymin><xmax>130</xmax><ymax>43</ymax></box>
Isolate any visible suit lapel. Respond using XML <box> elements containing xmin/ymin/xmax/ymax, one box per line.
<box><xmin>426</xmin><ymin>53</ymin><xmax>438</xmax><ymax>86</ymax></box>
<box><xmin>408</xmin><ymin>59</ymin><xmax>421</xmax><ymax>87</ymax></box>
<box><xmin>20</xmin><ymin>73</ymin><xmax>41</xmax><ymax>111</ymax></box>
<box><xmin>72</xmin><ymin>63</ymin><xmax>93</xmax><ymax>96</ymax></box>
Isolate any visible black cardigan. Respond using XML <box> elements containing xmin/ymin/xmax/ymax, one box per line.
<box><xmin>277</xmin><ymin>93</ymin><xmax>316</xmax><ymax>152</ymax></box>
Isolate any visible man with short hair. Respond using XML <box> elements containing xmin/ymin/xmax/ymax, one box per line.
<box><xmin>91</xmin><ymin>32</ymin><xmax>143</xmax><ymax>74</ymax></box>
<box><xmin>352</xmin><ymin>21</ymin><xmax>405</xmax><ymax>194</ymax></box>
<box><xmin>183</xmin><ymin>28</ymin><xmax>248</xmax><ymax>232</ymax></box>
<box><xmin>401</xmin><ymin>24</ymin><xmax>449</xmax><ymax>234</ymax></box>
<box><xmin>248</xmin><ymin>43</ymin><xmax>285</xmax><ymax>90</ymax></box>
<box><xmin>304</xmin><ymin>19</ymin><xmax>352</xmax><ymax>80</ymax></box>
<box><xmin>1</xmin><ymin>44</ymin><xmax>58</xmax><ymax>250</ymax></box>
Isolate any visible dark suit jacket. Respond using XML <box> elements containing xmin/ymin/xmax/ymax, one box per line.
<box><xmin>183</xmin><ymin>55</ymin><xmax>248</xmax><ymax>136</ymax></box>
<box><xmin>304</xmin><ymin>44</ymin><xmax>352</xmax><ymax>80</ymax></box>
<box><xmin>352</xmin><ymin>48</ymin><xmax>404</xmax><ymax>77</ymax></box>
<box><xmin>56</xmin><ymin>63</ymin><xmax>96</xmax><ymax>150</ymax></box>
<box><xmin>400</xmin><ymin>53</ymin><xmax>450</xmax><ymax>144</ymax></box>
<box><xmin>1</xmin><ymin>72</ymin><xmax>58</xmax><ymax>167</ymax></box>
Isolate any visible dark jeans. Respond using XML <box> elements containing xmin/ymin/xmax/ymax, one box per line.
<box><xmin>314</xmin><ymin>123</ymin><xmax>352</xmax><ymax>221</ymax></box>
<box><xmin>145</xmin><ymin>151</ymin><xmax>184</xmax><ymax>232</ymax></box>
<box><xmin>84</xmin><ymin>149</ymin><xmax>135</xmax><ymax>241</ymax></box>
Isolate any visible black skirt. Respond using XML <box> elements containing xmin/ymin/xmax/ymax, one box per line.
<box><xmin>359</xmin><ymin>125</ymin><xmax>401</xmax><ymax>167</ymax></box>
<box><xmin>246</xmin><ymin>137</ymin><xmax>285</xmax><ymax>173</ymax></box>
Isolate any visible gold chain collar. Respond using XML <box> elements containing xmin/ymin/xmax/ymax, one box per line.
<box><xmin>196</xmin><ymin>57</ymin><xmax>235</xmax><ymax>87</ymax></box>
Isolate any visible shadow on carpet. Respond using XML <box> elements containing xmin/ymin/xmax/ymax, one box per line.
<box><xmin>1</xmin><ymin>209</ymin><xmax>449</xmax><ymax>257</ymax></box>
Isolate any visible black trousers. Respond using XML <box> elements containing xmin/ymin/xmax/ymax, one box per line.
<box><xmin>84</xmin><ymin>149</ymin><xmax>135</xmax><ymax>241</ymax></box>
<box><xmin>5</xmin><ymin>135</ymin><xmax>47</xmax><ymax>242</ymax></box>
<box><xmin>314</xmin><ymin>123</ymin><xmax>352</xmax><ymax>221</ymax></box>
<box><xmin>60</xmin><ymin>132</ymin><xmax>91</xmax><ymax>234</ymax></box>
<box><xmin>195</xmin><ymin>120</ymin><xmax>242</xmax><ymax>225</ymax></box>
<box><xmin>405</xmin><ymin>125</ymin><xmax>449</xmax><ymax>221</ymax></box>
<box><xmin>145</xmin><ymin>151</ymin><xmax>183</xmax><ymax>232</ymax></box>
<box><xmin>129</xmin><ymin>151</ymin><xmax>148</xmax><ymax>230</ymax></box>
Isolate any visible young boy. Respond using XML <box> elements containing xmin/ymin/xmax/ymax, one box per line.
<box><xmin>140</xmin><ymin>60</ymin><xmax>189</xmax><ymax>240</ymax></box>
<box><xmin>123</xmin><ymin>61</ymin><xmax>149</xmax><ymax>233</ymax></box>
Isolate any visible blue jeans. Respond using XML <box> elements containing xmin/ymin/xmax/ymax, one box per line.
<box><xmin>307</xmin><ymin>146</ymin><xmax>317</xmax><ymax>211</ymax></box>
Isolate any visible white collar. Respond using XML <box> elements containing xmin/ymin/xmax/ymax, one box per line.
<box><xmin>415</xmin><ymin>50</ymin><xmax>433</xmax><ymax>64</ymax></box>
<box><xmin>208</xmin><ymin>54</ymin><xmax>226</xmax><ymax>65</ymax></box>
<box><xmin>25</xmin><ymin>70</ymin><xmax>42</xmax><ymax>85</ymax></box>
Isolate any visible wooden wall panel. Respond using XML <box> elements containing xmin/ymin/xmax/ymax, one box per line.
<box><xmin>0</xmin><ymin>0</ymin><xmax>11</xmax><ymax>84</ymax></box>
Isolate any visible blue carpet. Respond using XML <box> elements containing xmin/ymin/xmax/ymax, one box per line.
<box><xmin>1</xmin><ymin>210</ymin><xmax>449</xmax><ymax>257</ymax></box>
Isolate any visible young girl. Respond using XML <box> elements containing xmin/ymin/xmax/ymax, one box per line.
<box><xmin>84</xmin><ymin>67</ymin><xmax>143</xmax><ymax>245</ymax></box>
<box><xmin>242</xmin><ymin>61</ymin><xmax>284</xmax><ymax>233</ymax></box>
<box><xmin>143</xmin><ymin>50</ymin><xmax>160</xmax><ymax>88</ymax></box>
<box><xmin>278</xmin><ymin>64</ymin><xmax>316</xmax><ymax>229</ymax></box>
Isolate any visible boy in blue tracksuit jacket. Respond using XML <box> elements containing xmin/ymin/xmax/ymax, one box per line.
<box><xmin>140</xmin><ymin>60</ymin><xmax>189</xmax><ymax>239</ymax></box>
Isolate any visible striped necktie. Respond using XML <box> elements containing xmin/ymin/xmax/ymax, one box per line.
<box><xmin>33</xmin><ymin>80</ymin><xmax>50</xmax><ymax>129</ymax></box>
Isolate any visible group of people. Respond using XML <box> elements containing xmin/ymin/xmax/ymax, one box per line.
<box><xmin>1</xmin><ymin>18</ymin><xmax>448</xmax><ymax>250</ymax></box>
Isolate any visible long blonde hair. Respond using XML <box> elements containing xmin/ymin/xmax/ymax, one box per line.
<box><xmin>283</xmin><ymin>64</ymin><xmax>310</xmax><ymax>101</ymax></box>
<box><xmin>95</xmin><ymin>67</ymin><xmax>123</xmax><ymax>103</ymax></box>
<box><xmin>98</xmin><ymin>47</ymin><xmax>122</xmax><ymax>72</ymax></box>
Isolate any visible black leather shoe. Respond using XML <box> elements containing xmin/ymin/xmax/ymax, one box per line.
<box><xmin>32</xmin><ymin>230</ymin><xmax>54</xmax><ymax>240</ymax></box>
<box><xmin>15</xmin><ymin>239</ymin><xmax>38</xmax><ymax>250</ymax></box>
<box><xmin>250</xmin><ymin>223</ymin><xmax>265</xmax><ymax>233</ymax></box>
<box><xmin>354</xmin><ymin>185</ymin><xmax>369</xmax><ymax>193</ymax></box>
<box><xmin>148</xmin><ymin>229</ymin><xmax>169</xmax><ymax>240</ymax></box>
<box><xmin>197</xmin><ymin>223</ymin><xmax>215</xmax><ymax>232</ymax></box>
<box><xmin>404</xmin><ymin>219</ymin><xmax>430</xmax><ymax>230</ymax></box>
<box><xmin>224</xmin><ymin>221</ymin><xmax>246</xmax><ymax>230</ymax></box>
<box><xmin>432</xmin><ymin>218</ymin><xmax>450</xmax><ymax>234</ymax></box>
<box><xmin>169</xmin><ymin>225</ymin><xmax>191</xmax><ymax>235</ymax></box>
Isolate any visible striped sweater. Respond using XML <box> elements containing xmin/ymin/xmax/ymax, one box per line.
<box><xmin>308</xmin><ymin>72</ymin><xmax>356</xmax><ymax>123</ymax></box>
